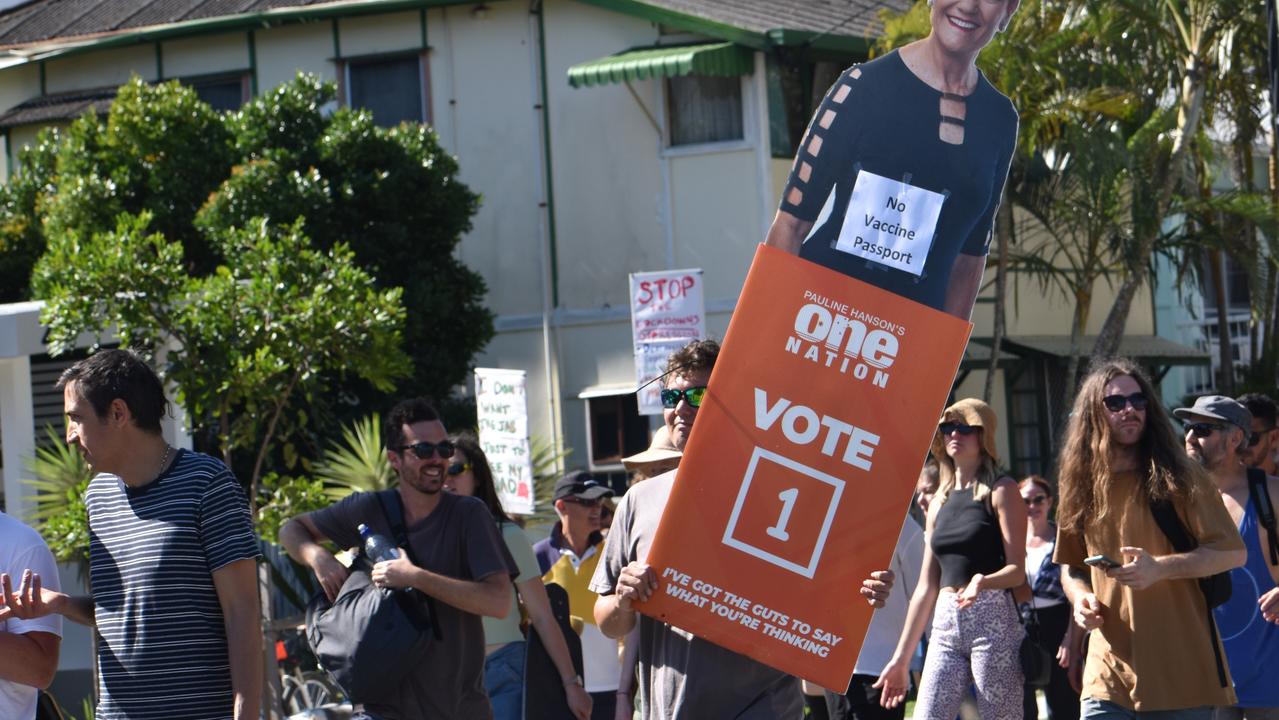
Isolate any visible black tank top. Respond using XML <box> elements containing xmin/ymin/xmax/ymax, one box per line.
<box><xmin>931</xmin><ymin>485</ymin><xmax>1005</xmax><ymax>588</ymax></box>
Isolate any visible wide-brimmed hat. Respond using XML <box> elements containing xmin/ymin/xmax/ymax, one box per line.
<box><xmin>931</xmin><ymin>398</ymin><xmax>999</xmax><ymax>462</ymax></box>
<box><xmin>1174</xmin><ymin>395</ymin><xmax>1252</xmax><ymax>436</ymax></box>
<box><xmin>622</xmin><ymin>425</ymin><xmax>682</xmax><ymax>471</ymax></box>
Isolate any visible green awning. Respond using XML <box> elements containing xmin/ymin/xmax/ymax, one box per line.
<box><xmin>567</xmin><ymin>42</ymin><xmax>753</xmax><ymax>89</ymax></box>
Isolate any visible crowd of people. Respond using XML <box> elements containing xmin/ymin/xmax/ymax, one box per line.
<box><xmin>0</xmin><ymin>343</ymin><xmax>1274</xmax><ymax>720</ymax></box>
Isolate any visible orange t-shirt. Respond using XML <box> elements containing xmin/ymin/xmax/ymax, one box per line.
<box><xmin>1055</xmin><ymin>470</ymin><xmax>1243</xmax><ymax>712</ymax></box>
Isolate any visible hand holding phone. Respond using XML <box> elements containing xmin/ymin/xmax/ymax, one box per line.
<box><xmin>1084</xmin><ymin>554</ymin><xmax>1120</xmax><ymax>570</ymax></box>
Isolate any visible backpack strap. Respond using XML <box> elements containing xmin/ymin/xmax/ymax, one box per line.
<box><xmin>1247</xmin><ymin>467</ymin><xmax>1279</xmax><ymax>566</ymax></box>
<box><xmin>1148</xmin><ymin>497</ymin><xmax>1228</xmax><ymax>688</ymax></box>
<box><xmin>375</xmin><ymin>490</ymin><xmax>443</xmax><ymax>641</ymax></box>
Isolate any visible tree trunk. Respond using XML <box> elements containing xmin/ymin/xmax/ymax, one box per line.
<box><xmin>1094</xmin><ymin>54</ymin><xmax>1208</xmax><ymax>359</ymax></box>
<box><xmin>1209</xmin><ymin>250</ymin><xmax>1235</xmax><ymax>392</ymax></box>
<box><xmin>984</xmin><ymin>191</ymin><xmax>1013</xmax><ymax>402</ymax></box>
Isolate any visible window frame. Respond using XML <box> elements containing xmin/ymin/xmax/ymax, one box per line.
<box><xmin>337</xmin><ymin>49</ymin><xmax>432</xmax><ymax>127</ymax></box>
<box><xmin>179</xmin><ymin>71</ymin><xmax>252</xmax><ymax>112</ymax></box>
<box><xmin>658</xmin><ymin>70</ymin><xmax>757</xmax><ymax>158</ymax></box>
<box><xmin>579</xmin><ymin>386</ymin><xmax>653</xmax><ymax>473</ymax></box>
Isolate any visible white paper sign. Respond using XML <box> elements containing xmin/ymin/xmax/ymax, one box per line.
<box><xmin>835</xmin><ymin>171</ymin><xmax>946</xmax><ymax>277</ymax></box>
<box><xmin>475</xmin><ymin>368</ymin><xmax>535</xmax><ymax>515</ymax></box>
<box><xmin>630</xmin><ymin>269</ymin><xmax>706</xmax><ymax>415</ymax></box>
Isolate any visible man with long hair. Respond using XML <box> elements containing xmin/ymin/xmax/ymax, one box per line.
<box><xmin>1055</xmin><ymin>359</ymin><xmax>1244</xmax><ymax>719</ymax></box>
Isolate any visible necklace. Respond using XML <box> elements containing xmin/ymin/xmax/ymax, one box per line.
<box><xmin>155</xmin><ymin>443</ymin><xmax>173</xmax><ymax>480</ymax></box>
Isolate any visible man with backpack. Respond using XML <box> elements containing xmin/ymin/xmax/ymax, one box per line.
<box><xmin>279</xmin><ymin>398</ymin><xmax>516</xmax><ymax>720</ymax></box>
<box><xmin>1178</xmin><ymin>395</ymin><xmax>1279</xmax><ymax>719</ymax></box>
<box><xmin>1054</xmin><ymin>360</ymin><xmax>1244</xmax><ymax>719</ymax></box>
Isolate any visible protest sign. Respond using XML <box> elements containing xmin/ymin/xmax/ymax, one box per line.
<box><xmin>637</xmin><ymin>244</ymin><xmax>971</xmax><ymax>690</ymax></box>
<box><xmin>630</xmin><ymin>269</ymin><xmax>705</xmax><ymax>414</ymax></box>
<box><xmin>475</xmin><ymin>368</ymin><xmax>535</xmax><ymax>515</ymax></box>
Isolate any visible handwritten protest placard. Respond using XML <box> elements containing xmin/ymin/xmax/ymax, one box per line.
<box><xmin>630</xmin><ymin>269</ymin><xmax>705</xmax><ymax>414</ymax></box>
<box><xmin>475</xmin><ymin>368</ymin><xmax>535</xmax><ymax>515</ymax></box>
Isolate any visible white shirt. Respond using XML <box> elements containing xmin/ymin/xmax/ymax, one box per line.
<box><xmin>853</xmin><ymin>517</ymin><xmax>924</xmax><ymax>676</ymax></box>
<box><xmin>0</xmin><ymin>512</ymin><xmax>63</xmax><ymax>720</ymax></box>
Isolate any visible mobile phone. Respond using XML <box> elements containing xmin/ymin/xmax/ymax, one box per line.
<box><xmin>1084</xmin><ymin>554</ymin><xmax>1120</xmax><ymax>570</ymax></box>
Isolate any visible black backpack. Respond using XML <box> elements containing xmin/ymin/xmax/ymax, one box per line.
<box><xmin>1148</xmin><ymin>495</ymin><xmax>1231</xmax><ymax>687</ymax></box>
<box><xmin>306</xmin><ymin>490</ymin><xmax>442</xmax><ymax>703</ymax></box>
<box><xmin>1247</xmin><ymin>467</ymin><xmax>1279</xmax><ymax>566</ymax></box>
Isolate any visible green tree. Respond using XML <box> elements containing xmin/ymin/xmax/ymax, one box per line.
<box><xmin>32</xmin><ymin>212</ymin><xmax>410</xmax><ymax>513</ymax></box>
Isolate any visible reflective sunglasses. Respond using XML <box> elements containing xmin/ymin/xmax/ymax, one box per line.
<box><xmin>394</xmin><ymin>440</ymin><xmax>456</xmax><ymax>460</ymax></box>
<box><xmin>1184</xmin><ymin>422</ymin><xmax>1228</xmax><ymax>439</ymax></box>
<box><xmin>661</xmin><ymin>386</ymin><xmax>707</xmax><ymax>409</ymax></box>
<box><xmin>447</xmin><ymin>461</ymin><xmax>473</xmax><ymax>476</ymax></box>
<box><xmin>938</xmin><ymin>422</ymin><xmax>980</xmax><ymax>436</ymax></box>
<box><xmin>1102</xmin><ymin>392</ymin><xmax>1148</xmax><ymax>413</ymax></box>
<box><xmin>1249</xmin><ymin>427</ymin><xmax>1275</xmax><ymax>447</ymax></box>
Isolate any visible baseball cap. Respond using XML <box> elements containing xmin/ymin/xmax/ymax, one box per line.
<box><xmin>552</xmin><ymin>469</ymin><xmax>614</xmax><ymax>501</ymax></box>
<box><xmin>1173</xmin><ymin>395</ymin><xmax>1252</xmax><ymax>435</ymax></box>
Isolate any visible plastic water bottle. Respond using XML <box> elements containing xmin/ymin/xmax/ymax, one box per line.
<box><xmin>358</xmin><ymin>523</ymin><xmax>400</xmax><ymax>563</ymax></box>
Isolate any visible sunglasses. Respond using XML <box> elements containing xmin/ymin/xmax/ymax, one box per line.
<box><xmin>1249</xmin><ymin>427</ymin><xmax>1275</xmax><ymax>447</ymax></box>
<box><xmin>1184</xmin><ymin>422</ymin><xmax>1228</xmax><ymax>438</ymax></box>
<box><xmin>661</xmin><ymin>386</ymin><xmax>707</xmax><ymax>409</ymax></box>
<box><xmin>938</xmin><ymin>422</ymin><xmax>980</xmax><ymax>436</ymax></box>
<box><xmin>447</xmin><ymin>461</ymin><xmax>472</xmax><ymax>476</ymax></box>
<box><xmin>562</xmin><ymin>496</ymin><xmax>604</xmax><ymax>508</ymax></box>
<box><xmin>1023</xmin><ymin>494</ymin><xmax>1048</xmax><ymax>506</ymax></box>
<box><xmin>394</xmin><ymin>441</ymin><xmax>456</xmax><ymax>460</ymax></box>
<box><xmin>1102</xmin><ymin>392</ymin><xmax>1148</xmax><ymax>413</ymax></box>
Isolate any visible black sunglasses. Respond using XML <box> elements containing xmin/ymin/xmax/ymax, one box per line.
<box><xmin>1249</xmin><ymin>427</ymin><xmax>1275</xmax><ymax>447</ymax></box>
<box><xmin>1102</xmin><ymin>392</ymin><xmax>1148</xmax><ymax>413</ymax></box>
<box><xmin>394</xmin><ymin>441</ymin><xmax>456</xmax><ymax>460</ymax></box>
<box><xmin>562</xmin><ymin>496</ymin><xmax>604</xmax><ymax>508</ymax></box>
<box><xmin>447</xmin><ymin>461</ymin><xmax>473</xmax><ymax>476</ymax></box>
<box><xmin>661</xmin><ymin>386</ymin><xmax>707</xmax><ymax>409</ymax></box>
<box><xmin>1184</xmin><ymin>422</ymin><xmax>1228</xmax><ymax>438</ymax></box>
<box><xmin>938</xmin><ymin>422</ymin><xmax>980</xmax><ymax>436</ymax></box>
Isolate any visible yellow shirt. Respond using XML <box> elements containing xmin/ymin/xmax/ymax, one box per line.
<box><xmin>1055</xmin><ymin>470</ymin><xmax>1244</xmax><ymax>711</ymax></box>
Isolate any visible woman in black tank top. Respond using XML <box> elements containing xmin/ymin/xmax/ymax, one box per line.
<box><xmin>877</xmin><ymin>398</ymin><xmax>1028</xmax><ymax>719</ymax></box>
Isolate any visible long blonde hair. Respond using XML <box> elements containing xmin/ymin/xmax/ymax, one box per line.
<box><xmin>933</xmin><ymin>433</ymin><xmax>1003</xmax><ymax>507</ymax></box>
<box><xmin>1056</xmin><ymin>358</ymin><xmax>1212</xmax><ymax>533</ymax></box>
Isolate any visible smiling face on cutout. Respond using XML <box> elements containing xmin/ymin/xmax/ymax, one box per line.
<box><xmin>929</xmin><ymin>0</ymin><xmax>1020</xmax><ymax>58</ymax></box>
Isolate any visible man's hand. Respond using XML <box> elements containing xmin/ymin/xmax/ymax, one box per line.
<box><xmin>308</xmin><ymin>552</ymin><xmax>349</xmax><ymax>603</ymax></box>
<box><xmin>371</xmin><ymin>550</ymin><xmax>419</xmax><ymax>590</ymax></box>
<box><xmin>1260</xmin><ymin>587</ymin><xmax>1279</xmax><ymax>624</ymax></box>
<box><xmin>615</xmin><ymin>562</ymin><xmax>658</xmax><ymax>611</ymax></box>
<box><xmin>1109</xmin><ymin>546</ymin><xmax>1163</xmax><ymax>590</ymax></box>
<box><xmin>0</xmin><ymin>571</ymin><xmax>65</xmax><ymax>622</ymax></box>
<box><xmin>1073</xmin><ymin>593</ymin><xmax>1103</xmax><ymax>630</ymax></box>
<box><xmin>860</xmin><ymin>569</ymin><xmax>894</xmax><ymax>608</ymax></box>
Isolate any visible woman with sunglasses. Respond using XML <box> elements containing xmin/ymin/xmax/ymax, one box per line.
<box><xmin>1020</xmin><ymin>475</ymin><xmax>1081</xmax><ymax>720</ymax></box>
<box><xmin>877</xmin><ymin>398</ymin><xmax>1027</xmax><ymax>719</ymax></box>
<box><xmin>444</xmin><ymin>433</ymin><xmax>592</xmax><ymax>720</ymax></box>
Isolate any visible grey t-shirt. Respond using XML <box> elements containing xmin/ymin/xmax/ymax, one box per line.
<box><xmin>311</xmin><ymin>490</ymin><xmax>514</xmax><ymax>720</ymax></box>
<box><xmin>589</xmin><ymin>471</ymin><xmax>803</xmax><ymax>719</ymax></box>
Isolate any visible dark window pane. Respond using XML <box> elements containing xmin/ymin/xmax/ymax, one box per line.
<box><xmin>588</xmin><ymin>394</ymin><xmax>651</xmax><ymax>466</ymax></box>
<box><xmin>667</xmin><ymin>74</ymin><xmax>743</xmax><ymax>146</ymax></box>
<box><xmin>191</xmin><ymin>78</ymin><xmax>245</xmax><ymax>112</ymax></box>
<box><xmin>349</xmin><ymin>56</ymin><xmax>422</xmax><ymax>127</ymax></box>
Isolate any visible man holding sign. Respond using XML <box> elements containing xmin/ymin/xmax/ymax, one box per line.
<box><xmin>591</xmin><ymin>340</ymin><xmax>895</xmax><ymax>719</ymax></box>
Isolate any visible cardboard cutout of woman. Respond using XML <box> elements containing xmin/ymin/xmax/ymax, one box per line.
<box><xmin>765</xmin><ymin>0</ymin><xmax>1022</xmax><ymax>321</ymax></box>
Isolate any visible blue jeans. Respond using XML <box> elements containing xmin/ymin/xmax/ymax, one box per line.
<box><xmin>1082</xmin><ymin>698</ymin><xmax>1216</xmax><ymax>719</ymax></box>
<box><xmin>484</xmin><ymin>640</ymin><xmax>527</xmax><ymax>720</ymax></box>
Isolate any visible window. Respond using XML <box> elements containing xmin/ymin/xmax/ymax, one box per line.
<box><xmin>347</xmin><ymin>54</ymin><xmax>428</xmax><ymax>127</ymax></box>
<box><xmin>666</xmin><ymin>74</ymin><xmax>743</xmax><ymax>146</ymax></box>
<box><xmin>582</xmin><ymin>391</ymin><xmax>651</xmax><ymax>470</ymax></box>
<box><xmin>187</xmin><ymin>75</ymin><xmax>249</xmax><ymax>112</ymax></box>
<box><xmin>1006</xmin><ymin>362</ymin><xmax>1050</xmax><ymax>478</ymax></box>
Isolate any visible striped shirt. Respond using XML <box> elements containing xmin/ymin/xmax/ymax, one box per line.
<box><xmin>86</xmin><ymin>449</ymin><xmax>260</xmax><ymax>720</ymax></box>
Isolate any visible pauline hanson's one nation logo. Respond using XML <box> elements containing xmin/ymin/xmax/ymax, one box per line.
<box><xmin>783</xmin><ymin>291</ymin><xmax>905</xmax><ymax>389</ymax></box>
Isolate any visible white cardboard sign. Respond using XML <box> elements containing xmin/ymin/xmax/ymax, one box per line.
<box><xmin>835</xmin><ymin>171</ymin><xmax>946</xmax><ymax>277</ymax></box>
<box><xmin>475</xmin><ymin>368</ymin><xmax>535</xmax><ymax>515</ymax></box>
<box><xmin>629</xmin><ymin>269</ymin><xmax>706</xmax><ymax>414</ymax></box>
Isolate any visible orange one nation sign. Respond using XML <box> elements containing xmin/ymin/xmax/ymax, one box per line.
<box><xmin>637</xmin><ymin>243</ymin><xmax>971</xmax><ymax>691</ymax></box>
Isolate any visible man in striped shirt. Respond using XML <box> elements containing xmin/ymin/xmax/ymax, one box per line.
<box><xmin>0</xmin><ymin>349</ymin><xmax>262</xmax><ymax>720</ymax></box>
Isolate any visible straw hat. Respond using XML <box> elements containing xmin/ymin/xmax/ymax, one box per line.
<box><xmin>622</xmin><ymin>425</ymin><xmax>682</xmax><ymax>472</ymax></box>
<box><xmin>931</xmin><ymin>398</ymin><xmax>999</xmax><ymax>462</ymax></box>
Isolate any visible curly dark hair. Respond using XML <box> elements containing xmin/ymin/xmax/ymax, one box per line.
<box><xmin>664</xmin><ymin>339</ymin><xmax>720</xmax><ymax>385</ymax></box>
<box><xmin>384</xmin><ymin>398</ymin><xmax>441</xmax><ymax>451</ymax></box>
